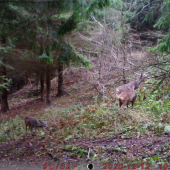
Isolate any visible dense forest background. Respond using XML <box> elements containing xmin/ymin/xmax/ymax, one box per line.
<box><xmin>0</xmin><ymin>0</ymin><xmax>170</xmax><ymax>169</ymax></box>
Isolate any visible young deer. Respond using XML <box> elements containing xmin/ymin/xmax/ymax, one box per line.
<box><xmin>116</xmin><ymin>73</ymin><xmax>148</xmax><ymax>95</ymax></box>
<box><xmin>118</xmin><ymin>85</ymin><xmax>137</xmax><ymax>113</ymax></box>
<box><xmin>25</xmin><ymin>116</ymin><xmax>48</xmax><ymax>134</ymax></box>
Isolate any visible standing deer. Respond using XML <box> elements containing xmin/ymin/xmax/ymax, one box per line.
<box><xmin>118</xmin><ymin>85</ymin><xmax>137</xmax><ymax>113</ymax></box>
<box><xmin>25</xmin><ymin>116</ymin><xmax>48</xmax><ymax>134</ymax></box>
<box><xmin>116</xmin><ymin>73</ymin><xmax>148</xmax><ymax>95</ymax></box>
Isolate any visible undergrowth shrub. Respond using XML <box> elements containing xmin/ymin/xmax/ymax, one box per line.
<box><xmin>0</xmin><ymin>115</ymin><xmax>23</xmax><ymax>142</ymax></box>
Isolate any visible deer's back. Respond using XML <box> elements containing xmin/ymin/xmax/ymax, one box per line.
<box><xmin>25</xmin><ymin>116</ymin><xmax>39</xmax><ymax>127</ymax></box>
<box><xmin>117</xmin><ymin>81</ymin><xmax>139</xmax><ymax>93</ymax></box>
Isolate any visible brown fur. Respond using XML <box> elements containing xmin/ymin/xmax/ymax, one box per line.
<box><xmin>116</xmin><ymin>73</ymin><xmax>148</xmax><ymax>94</ymax></box>
<box><xmin>118</xmin><ymin>86</ymin><xmax>137</xmax><ymax>113</ymax></box>
<box><xmin>25</xmin><ymin>116</ymin><xmax>48</xmax><ymax>133</ymax></box>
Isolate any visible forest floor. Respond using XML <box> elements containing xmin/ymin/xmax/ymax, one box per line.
<box><xmin>0</xmin><ymin>31</ymin><xmax>169</xmax><ymax>170</ymax></box>
<box><xmin>0</xmin><ymin>77</ymin><xmax>169</xmax><ymax>170</ymax></box>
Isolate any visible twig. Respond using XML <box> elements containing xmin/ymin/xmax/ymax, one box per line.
<box><xmin>88</xmin><ymin>147</ymin><xmax>91</xmax><ymax>159</ymax></box>
<box><xmin>91</xmin><ymin>15</ymin><xmax>104</xmax><ymax>28</ymax></box>
<box><xmin>78</xmin><ymin>33</ymin><xmax>102</xmax><ymax>45</ymax></box>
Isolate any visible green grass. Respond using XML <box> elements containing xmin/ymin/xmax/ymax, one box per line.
<box><xmin>0</xmin><ymin>79</ymin><xmax>170</xmax><ymax>167</ymax></box>
<box><xmin>0</xmin><ymin>94</ymin><xmax>168</xmax><ymax>142</ymax></box>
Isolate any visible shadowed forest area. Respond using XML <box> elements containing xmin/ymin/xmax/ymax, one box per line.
<box><xmin>0</xmin><ymin>0</ymin><xmax>170</xmax><ymax>169</ymax></box>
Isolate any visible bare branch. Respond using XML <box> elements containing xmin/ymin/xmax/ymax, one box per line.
<box><xmin>91</xmin><ymin>15</ymin><xmax>104</xmax><ymax>28</ymax></box>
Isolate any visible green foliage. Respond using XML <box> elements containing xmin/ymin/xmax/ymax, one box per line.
<box><xmin>58</xmin><ymin>42</ymin><xmax>91</xmax><ymax>67</ymax></box>
<box><xmin>139</xmin><ymin>93</ymin><xmax>170</xmax><ymax>116</ymax></box>
<box><xmin>86</xmin><ymin>0</ymin><xmax>110</xmax><ymax>13</ymax></box>
<box><xmin>37</xmin><ymin>51</ymin><xmax>54</xmax><ymax>64</ymax></box>
<box><xmin>153</xmin><ymin>1</ymin><xmax>170</xmax><ymax>55</ymax></box>
<box><xmin>0</xmin><ymin>81</ymin><xmax>170</xmax><ymax>164</ymax></box>
<box><xmin>71</xmin><ymin>148</ymin><xmax>87</xmax><ymax>157</ymax></box>
<box><xmin>65</xmin><ymin>135</ymin><xmax>74</xmax><ymax>141</ymax></box>
<box><xmin>152</xmin><ymin>32</ymin><xmax>170</xmax><ymax>54</ymax></box>
<box><xmin>0</xmin><ymin>45</ymin><xmax>13</xmax><ymax>54</ymax></box>
<box><xmin>0</xmin><ymin>115</ymin><xmax>23</xmax><ymax>142</ymax></box>
<box><xmin>0</xmin><ymin>0</ymin><xmax>112</xmax><ymax>76</ymax></box>
<box><xmin>143</xmin><ymin>8</ymin><xmax>156</xmax><ymax>24</ymax></box>
<box><xmin>145</xmin><ymin>157</ymin><xmax>156</xmax><ymax>165</ymax></box>
<box><xmin>62</xmin><ymin>145</ymin><xmax>87</xmax><ymax>157</ymax></box>
<box><xmin>58</xmin><ymin>15</ymin><xmax>77</xmax><ymax>35</ymax></box>
<box><xmin>0</xmin><ymin>76</ymin><xmax>12</xmax><ymax>94</ymax></box>
<box><xmin>130</xmin><ymin>0</ymin><xmax>162</xmax><ymax>30</ymax></box>
<box><xmin>154</xmin><ymin>1</ymin><xmax>170</xmax><ymax>30</ymax></box>
<box><xmin>58</xmin><ymin>0</ymin><xmax>111</xmax><ymax>35</ymax></box>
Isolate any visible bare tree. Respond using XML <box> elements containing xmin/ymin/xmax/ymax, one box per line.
<box><xmin>72</xmin><ymin>2</ymin><xmax>150</xmax><ymax>101</ymax></box>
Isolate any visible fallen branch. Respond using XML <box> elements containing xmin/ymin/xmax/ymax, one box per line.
<box><xmin>81</xmin><ymin>127</ymin><xmax>135</xmax><ymax>145</ymax></box>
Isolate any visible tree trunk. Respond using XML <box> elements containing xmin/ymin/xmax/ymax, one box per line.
<box><xmin>40</xmin><ymin>72</ymin><xmax>44</xmax><ymax>101</ymax></box>
<box><xmin>36</xmin><ymin>72</ymin><xmax>39</xmax><ymax>98</ymax></box>
<box><xmin>0</xmin><ymin>37</ymin><xmax>9</xmax><ymax>113</ymax></box>
<box><xmin>1</xmin><ymin>61</ymin><xmax>9</xmax><ymax>113</ymax></box>
<box><xmin>56</xmin><ymin>64</ymin><xmax>64</xmax><ymax>97</ymax></box>
<box><xmin>45</xmin><ymin>67</ymin><xmax>51</xmax><ymax>106</ymax></box>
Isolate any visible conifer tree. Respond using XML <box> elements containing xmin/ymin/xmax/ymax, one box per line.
<box><xmin>0</xmin><ymin>0</ymin><xmax>111</xmax><ymax>110</ymax></box>
<box><xmin>150</xmin><ymin>0</ymin><xmax>170</xmax><ymax>83</ymax></box>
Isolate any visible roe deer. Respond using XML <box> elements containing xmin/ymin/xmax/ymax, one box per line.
<box><xmin>118</xmin><ymin>86</ymin><xmax>137</xmax><ymax>113</ymax></box>
<box><xmin>25</xmin><ymin>116</ymin><xmax>48</xmax><ymax>134</ymax></box>
<box><xmin>116</xmin><ymin>73</ymin><xmax>148</xmax><ymax>94</ymax></box>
